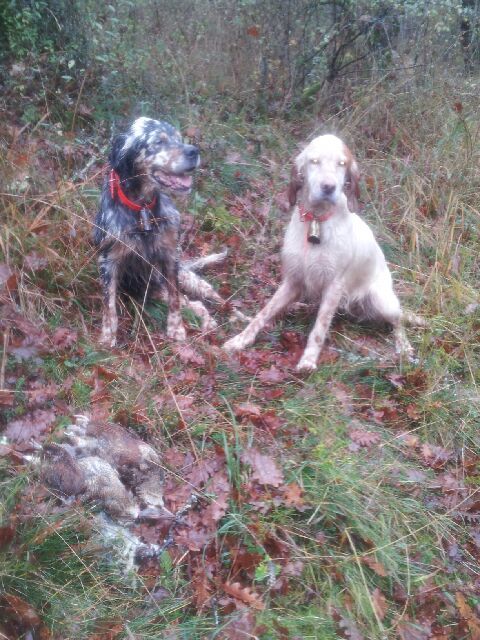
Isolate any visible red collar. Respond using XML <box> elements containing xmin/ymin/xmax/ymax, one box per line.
<box><xmin>109</xmin><ymin>169</ymin><xmax>156</xmax><ymax>212</ymax></box>
<box><xmin>298</xmin><ymin>203</ymin><xmax>335</xmax><ymax>223</ymax></box>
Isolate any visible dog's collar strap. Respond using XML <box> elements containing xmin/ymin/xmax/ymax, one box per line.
<box><xmin>109</xmin><ymin>169</ymin><xmax>157</xmax><ymax>212</ymax></box>
<box><xmin>298</xmin><ymin>204</ymin><xmax>334</xmax><ymax>223</ymax></box>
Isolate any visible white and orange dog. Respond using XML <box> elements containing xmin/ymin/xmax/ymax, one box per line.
<box><xmin>224</xmin><ymin>134</ymin><xmax>421</xmax><ymax>372</ymax></box>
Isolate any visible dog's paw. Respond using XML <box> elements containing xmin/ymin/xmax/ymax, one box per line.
<box><xmin>398</xmin><ymin>346</ymin><xmax>418</xmax><ymax>365</ymax></box>
<box><xmin>99</xmin><ymin>330</ymin><xmax>117</xmax><ymax>348</ymax></box>
<box><xmin>167</xmin><ymin>322</ymin><xmax>187</xmax><ymax>341</ymax></box>
<box><xmin>223</xmin><ymin>334</ymin><xmax>246</xmax><ymax>353</ymax></box>
<box><xmin>395</xmin><ymin>338</ymin><xmax>414</xmax><ymax>359</ymax></box>
<box><xmin>201</xmin><ymin>317</ymin><xmax>218</xmax><ymax>333</ymax></box>
<box><xmin>296</xmin><ymin>353</ymin><xmax>318</xmax><ymax>373</ymax></box>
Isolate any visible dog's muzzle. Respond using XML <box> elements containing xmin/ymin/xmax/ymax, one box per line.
<box><xmin>152</xmin><ymin>145</ymin><xmax>200</xmax><ymax>193</ymax></box>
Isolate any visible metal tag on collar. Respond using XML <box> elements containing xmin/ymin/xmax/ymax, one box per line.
<box><xmin>307</xmin><ymin>219</ymin><xmax>321</xmax><ymax>244</ymax></box>
<box><xmin>139</xmin><ymin>207</ymin><xmax>153</xmax><ymax>232</ymax></box>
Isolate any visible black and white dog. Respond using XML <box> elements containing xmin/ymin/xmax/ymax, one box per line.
<box><xmin>94</xmin><ymin>117</ymin><xmax>224</xmax><ymax>346</ymax></box>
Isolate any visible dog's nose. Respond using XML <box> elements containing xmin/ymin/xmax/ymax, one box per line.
<box><xmin>184</xmin><ymin>145</ymin><xmax>199</xmax><ymax>160</ymax></box>
<box><xmin>322</xmin><ymin>183</ymin><xmax>336</xmax><ymax>196</ymax></box>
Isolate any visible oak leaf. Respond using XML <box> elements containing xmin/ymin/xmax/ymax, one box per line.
<box><xmin>420</xmin><ymin>443</ymin><xmax>451</xmax><ymax>468</ymax></box>
<box><xmin>456</xmin><ymin>592</ymin><xmax>480</xmax><ymax>640</ymax></box>
<box><xmin>282</xmin><ymin>482</ymin><xmax>306</xmax><ymax>510</ymax></box>
<box><xmin>362</xmin><ymin>555</ymin><xmax>388</xmax><ymax>577</ymax></box>
<box><xmin>241</xmin><ymin>448</ymin><xmax>284</xmax><ymax>487</ymax></box>
<box><xmin>0</xmin><ymin>593</ymin><xmax>41</xmax><ymax>627</ymax></box>
<box><xmin>4</xmin><ymin>408</ymin><xmax>56</xmax><ymax>443</ymax></box>
<box><xmin>222</xmin><ymin>582</ymin><xmax>264</xmax><ymax>610</ymax></box>
<box><xmin>372</xmin><ymin>588</ymin><xmax>387</xmax><ymax>620</ymax></box>
<box><xmin>258</xmin><ymin>366</ymin><xmax>286</xmax><ymax>384</ymax></box>
<box><xmin>397</xmin><ymin>618</ymin><xmax>431</xmax><ymax>640</ymax></box>
<box><xmin>349</xmin><ymin>428</ymin><xmax>381</xmax><ymax>448</ymax></box>
<box><xmin>174</xmin><ymin>344</ymin><xmax>205</xmax><ymax>366</ymax></box>
<box><xmin>234</xmin><ymin>402</ymin><xmax>262</xmax><ymax>422</ymax></box>
<box><xmin>191</xmin><ymin>566</ymin><xmax>212</xmax><ymax>609</ymax></box>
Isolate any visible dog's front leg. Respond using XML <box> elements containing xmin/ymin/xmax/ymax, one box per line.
<box><xmin>224</xmin><ymin>280</ymin><xmax>300</xmax><ymax>352</ymax></box>
<box><xmin>164</xmin><ymin>260</ymin><xmax>186</xmax><ymax>341</ymax></box>
<box><xmin>99</xmin><ymin>254</ymin><xmax>119</xmax><ymax>347</ymax></box>
<box><xmin>296</xmin><ymin>282</ymin><xmax>344</xmax><ymax>372</ymax></box>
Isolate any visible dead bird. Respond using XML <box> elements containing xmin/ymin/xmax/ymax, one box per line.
<box><xmin>76</xmin><ymin>455</ymin><xmax>139</xmax><ymax>520</ymax></box>
<box><xmin>65</xmin><ymin>419</ymin><xmax>162</xmax><ymax>474</ymax></box>
<box><xmin>40</xmin><ymin>417</ymin><xmax>166</xmax><ymax>520</ymax></box>
<box><xmin>41</xmin><ymin>444</ymin><xmax>87</xmax><ymax>497</ymax></box>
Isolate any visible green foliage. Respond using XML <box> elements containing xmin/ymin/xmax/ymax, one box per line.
<box><xmin>0</xmin><ymin>0</ymin><xmax>50</xmax><ymax>57</ymax></box>
<box><xmin>0</xmin><ymin>0</ymin><xmax>89</xmax><ymax>60</ymax></box>
<box><xmin>2</xmin><ymin>0</ymin><xmax>478</xmax><ymax>117</ymax></box>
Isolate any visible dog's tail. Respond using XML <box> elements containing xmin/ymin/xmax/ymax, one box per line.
<box><xmin>178</xmin><ymin>268</ymin><xmax>223</xmax><ymax>304</ymax></box>
<box><xmin>182</xmin><ymin>250</ymin><xmax>228</xmax><ymax>273</ymax></box>
<box><xmin>179</xmin><ymin>250</ymin><xmax>227</xmax><ymax>303</ymax></box>
<box><xmin>402</xmin><ymin>311</ymin><xmax>427</xmax><ymax>327</ymax></box>
<box><xmin>179</xmin><ymin>250</ymin><xmax>250</xmax><ymax>323</ymax></box>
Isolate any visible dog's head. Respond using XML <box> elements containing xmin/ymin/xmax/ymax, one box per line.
<box><xmin>288</xmin><ymin>134</ymin><xmax>360</xmax><ymax>211</ymax></box>
<box><xmin>109</xmin><ymin>117</ymin><xmax>200</xmax><ymax>195</ymax></box>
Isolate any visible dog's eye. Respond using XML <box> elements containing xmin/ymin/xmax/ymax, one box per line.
<box><xmin>156</xmin><ymin>133</ymin><xmax>169</xmax><ymax>144</ymax></box>
<box><xmin>311</xmin><ymin>158</ymin><xmax>320</xmax><ymax>165</ymax></box>
<box><xmin>339</xmin><ymin>160</ymin><xmax>346</xmax><ymax>167</ymax></box>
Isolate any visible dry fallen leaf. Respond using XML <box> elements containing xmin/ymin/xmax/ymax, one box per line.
<box><xmin>222</xmin><ymin>581</ymin><xmax>264</xmax><ymax>610</ymax></box>
<box><xmin>334</xmin><ymin>610</ymin><xmax>364</xmax><ymax>640</ymax></box>
<box><xmin>406</xmin><ymin>403</ymin><xmax>421</xmax><ymax>421</ymax></box>
<box><xmin>372</xmin><ymin>587</ymin><xmax>387</xmax><ymax>620</ymax></box>
<box><xmin>191</xmin><ymin>565</ymin><xmax>212</xmax><ymax>610</ymax></box>
<box><xmin>420</xmin><ymin>443</ymin><xmax>451</xmax><ymax>468</ymax></box>
<box><xmin>4</xmin><ymin>408</ymin><xmax>56</xmax><ymax>444</ymax></box>
<box><xmin>398</xmin><ymin>432</ymin><xmax>420</xmax><ymax>448</ymax></box>
<box><xmin>0</xmin><ymin>390</ymin><xmax>14</xmax><ymax>407</ymax></box>
<box><xmin>246</xmin><ymin>25</ymin><xmax>260</xmax><ymax>38</ymax></box>
<box><xmin>362</xmin><ymin>555</ymin><xmax>388</xmax><ymax>577</ymax></box>
<box><xmin>0</xmin><ymin>593</ymin><xmax>41</xmax><ymax>627</ymax></box>
<box><xmin>396</xmin><ymin>618</ymin><xmax>431</xmax><ymax>640</ymax></box>
<box><xmin>241</xmin><ymin>448</ymin><xmax>284</xmax><ymax>487</ymax></box>
<box><xmin>282</xmin><ymin>482</ymin><xmax>306</xmax><ymax>510</ymax></box>
<box><xmin>234</xmin><ymin>402</ymin><xmax>262</xmax><ymax>422</ymax></box>
<box><xmin>456</xmin><ymin>592</ymin><xmax>480</xmax><ymax>640</ymax></box>
<box><xmin>23</xmin><ymin>252</ymin><xmax>48</xmax><ymax>271</ymax></box>
<box><xmin>258</xmin><ymin>365</ymin><xmax>286</xmax><ymax>384</ymax></box>
<box><xmin>349</xmin><ymin>428</ymin><xmax>381</xmax><ymax>448</ymax></box>
<box><xmin>328</xmin><ymin>381</ymin><xmax>354</xmax><ymax>414</ymax></box>
<box><xmin>220</xmin><ymin>610</ymin><xmax>261</xmax><ymax>640</ymax></box>
<box><xmin>174</xmin><ymin>344</ymin><xmax>205</xmax><ymax>366</ymax></box>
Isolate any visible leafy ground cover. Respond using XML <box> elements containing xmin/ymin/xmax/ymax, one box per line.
<box><xmin>1</xmin><ymin>73</ymin><xmax>480</xmax><ymax>639</ymax></box>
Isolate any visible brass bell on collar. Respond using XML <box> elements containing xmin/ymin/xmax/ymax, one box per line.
<box><xmin>307</xmin><ymin>219</ymin><xmax>321</xmax><ymax>244</ymax></box>
<box><xmin>139</xmin><ymin>207</ymin><xmax>153</xmax><ymax>232</ymax></box>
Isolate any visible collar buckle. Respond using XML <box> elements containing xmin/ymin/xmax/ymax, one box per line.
<box><xmin>138</xmin><ymin>207</ymin><xmax>153</xmax><ymax>232</ymax></box>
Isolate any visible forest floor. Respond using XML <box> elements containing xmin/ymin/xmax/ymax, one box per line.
<box><xmin>1</xmin><ymin>73</ymin><xmax>480</xmax><ymax>639</ymax></box>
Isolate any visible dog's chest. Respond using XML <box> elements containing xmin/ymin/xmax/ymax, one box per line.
<box><xmin>103</xmin><ymin>193</ymin><xmax>180</xmax><ymax>258</ymax></box>
<box><xmin>282</xmin><ymin>216</ymin><xmax>345</xmax><ymax>295</ymax></box>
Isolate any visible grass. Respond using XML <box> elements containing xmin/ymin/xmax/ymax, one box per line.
<box><xmin>1</xmin><ymin>72</ymin><xmax>480</xmax><ymax>638</ymax></box>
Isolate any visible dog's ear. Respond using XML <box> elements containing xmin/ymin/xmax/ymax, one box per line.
<box><xmin>109</xmin><ymin>134</ymin><xmax>127</xmax><ymax>169</ymax></box>
<box><xmin>287</xmin><ymin>163</ymin><xmax>303</xmax><ymax>207</ymax></box>
<box><xmin>109</xmin><ymin>133</ymin><xmax>139</xmax><ymax>183</ymax></box>
<box><xmin>344</xmin><ymin>145</ymin><xmax>360</xmax><ymax>212</ymax></box>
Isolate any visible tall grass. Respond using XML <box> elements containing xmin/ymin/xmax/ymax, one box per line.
<box><xmin>1</xmin><ymin>70</ymin><xmax>479</xmax><ymax>637</ymax></box>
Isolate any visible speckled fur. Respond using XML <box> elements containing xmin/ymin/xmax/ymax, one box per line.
<box><xmin>94</xmin><ymin>117</ymin><xmax>200</xmax><ymax>346</ymax></box>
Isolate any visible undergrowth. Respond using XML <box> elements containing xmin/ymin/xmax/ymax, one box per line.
<box><xmin>1</xmin><ymin>72</ymin><xmax>480</xmax><ymax>639</ymax></box>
